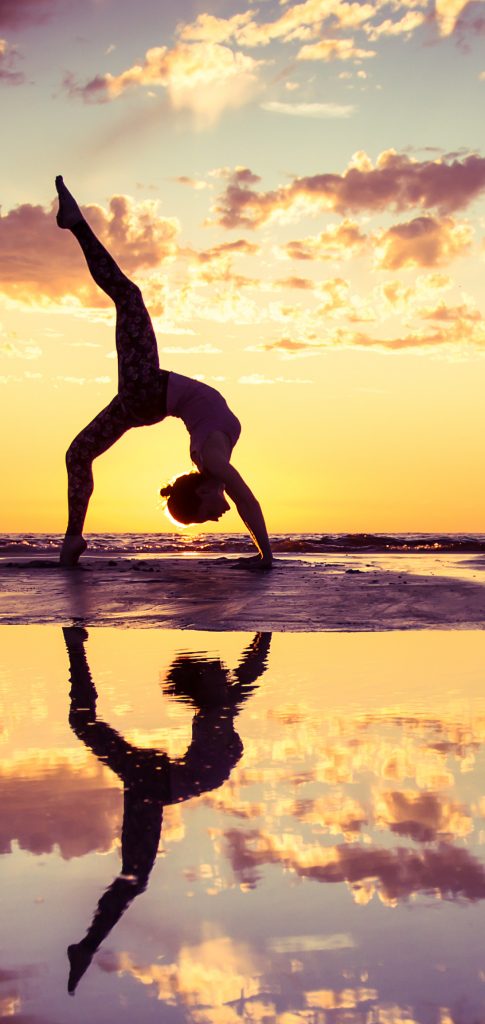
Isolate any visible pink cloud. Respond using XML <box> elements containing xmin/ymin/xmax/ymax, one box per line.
<box><xmin>0</xmin><ymin>196</ymin><xmax>179</xmax><ymax>306</ymax></box>
<box><xmin>283</xmin><ymin>220</ymin><xmax>367</xmax><ymax>261</ymax></box>
<box><xmin>375</xmin><ymin>215</ymin><xmax>473</xmax><ymax>269</ymax></box>
<box><xmin>196</xmin><ymin>238</ymin><xmax>260</xmax><ymax>263</ymax></box>
<box><xmin>212</xmin><ymin>152</ymin><xmax>485</xmax><ymax>229</ymax></box>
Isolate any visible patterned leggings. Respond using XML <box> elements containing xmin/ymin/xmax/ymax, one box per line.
<box><xmin>65</xmin><ymin>220</ymin><xmax>166</xmax><ymax>534</ymax></box>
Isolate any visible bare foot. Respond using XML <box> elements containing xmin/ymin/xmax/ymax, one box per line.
<box><xmin>60</xmin><ymin>535</ymin><xmax>87</xmax><ymax>567</ymax></box>
<box><xmin>55</xmin><ymin>175</ymin><xmax>83</xmax><ymax>229</ymax></box>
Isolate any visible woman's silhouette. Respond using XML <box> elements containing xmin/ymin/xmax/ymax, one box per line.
<box><xmin>63</xmin><ymin>626</ymin><xmax>271</xmax><ymax>994</ymax></box>
<box><xmin>55</xmin><ymin>177</ymin><xmax>273</xmax><ymax>571</ymax></box>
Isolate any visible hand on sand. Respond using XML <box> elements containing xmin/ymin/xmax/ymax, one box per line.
<box><xmin>232</xmin><ymin>555</ymin><xmax>273</xmax><ymax>572</ymax></box>
<box><xmin>60</xmin><ymin>535</ymin><xmax>87</xmax><ymax>567</ymax></box>
<box><xmin>55</xmin><ymin>175</ymin><xmax>83</xmax><ymax>228</ymax></box>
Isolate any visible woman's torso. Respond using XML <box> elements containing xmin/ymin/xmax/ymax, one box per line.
<box><xmin>166</xmin><ymin>371</ymin><xmax>241</xmax><ymax>468</ymax></box>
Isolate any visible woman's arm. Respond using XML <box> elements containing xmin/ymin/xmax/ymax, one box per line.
<box><xmin>201</xmin><ymin>438</ymin><xmax>273</xmax><ymax>569</ymax></box>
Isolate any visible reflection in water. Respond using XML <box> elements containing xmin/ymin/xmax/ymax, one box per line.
<box><xmin>63</xmin><ymin>626</ymin><xmax>271</xmax><ymax>995</ymax></box>
<box><xmin>5</xmin><ymin>629</ymin><xmax>485</xmax><ymax>1021</ymax></box>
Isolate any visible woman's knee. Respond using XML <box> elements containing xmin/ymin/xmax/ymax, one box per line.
<box><xmin>66</xmin><ymin>436</ymin><xmax>90</xmax><ymax>471</ymax></box>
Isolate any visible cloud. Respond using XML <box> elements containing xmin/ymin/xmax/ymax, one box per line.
<box><xmin>196</xmin><ymin>238</ymin><xmax>260</xmax><ymax>263</ymax></box>
<box><xmin>173</xmin><ymin>176</ymin><xmax>210</xmax><ymax>190</ymax></box>
<box><xmin>178</xmin><ymin>10</ymin><xmax>255</xmax><ymax>44</ymax></box>
<box><xmin>179</xmin><ymin>1</ymin><xmax>380</xmax><ymax>49</ymax></box>
<box><xmin>0</xmin><ymin>38</ymin><xmax>25</xmax><ymax>84</ymax></box>
<box><xmin>0</xmin><ymin>195</ymin><xmax>179</xmax><ymax>307</ymax></box>
<box><xmin>273</xmin><ymin>276</ymin><xmax>316</xmax><ymax>289</ymax></box>
<box><xmin>296</xmin><ymin>37</ymin><xmax>376</xmax><ymax>61</ymax></box>
<box><xmin>420</xmin><ymin>300</ymin><xmax>482</xmax><ymax>322</ymax></box>
<box><xmin>160</xmin><ymin>344</ymin><xmax>221</xmax><ymax>355</ymax></box>
<box><xmin>239</xmin><ymin>373</ymin><xmax>277</xmax><ymax>384</ymax></box>
<box><xmin>365</xmin><ymin>9</ymin><xmax>426</xmax><ymax>40</ymax></box>
<box><xmin>64</xmin><ymin>41</ymin><xmax>264</xmax><ymax>126</ymax></box>
<box><xmin>211</xmin><ymin>151</ymin><xmax>485</xmax><ymax>229</ymax></box>
<box><xmin>238</xmin><ymin>373</ymin><xmax>313</xmax><ymax>384</ymax></box>
<box><xmin>261</xmin><ymin>99</ymin><xmax>355</xmax><ymax>117</ymax></box>
<box><xmin>282</xmin><ymin>219</ymin><xmax>367</xmax><ymax>260</ymax></box>
<box><xmin>374</xmin><ymin>215</ymin><xmax>473</xmax><ymax>269</ymax></box>
<box><xmin>434</xmin><ymin>0</ymin><xmax>473</xmax><ymax>36</ymax></box>
<box><xmin>0</xmin><ymin>339</ymin><xmax>41</xmax><ymax>360</ymax></box>
<box><xmin>258</xmin><ymin>314</ymin><xmax>485</xmax><ymax>354</ymax></box>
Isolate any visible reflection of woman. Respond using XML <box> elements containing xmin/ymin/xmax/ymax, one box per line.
<box><xmin>63</xmin><ymin>626</ymin><xmax>271</xmax><ymax>994</ymax></box>
<box><xmin>55</xmin><ymin>177</ymin><xmax>273</xmax><ymax>571</ymax></box>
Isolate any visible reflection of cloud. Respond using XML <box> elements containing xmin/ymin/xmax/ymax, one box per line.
<box><xmin>99</xmin><ymin>934</ymin><xmax>260</xmax><ymax>1012</ymax></box>
<box><xmin>0</xmin><ymin>751</ymin><xmax>122</xmax><ymax>858</ymax></box>
<box><xmin>224</xmin><ymin>828</ymin><xmax>485</xmax><ymax>903</ymax></box>
<box><xmin>374</xmin><ymin>789</ymin><xmax>472</xmax><ymax>843</ymax></box>
<box><xmin>268</xmin><ymin>932</ymin><xmax>354</xmax><ymax>953</ymax></box>
<box><xmin>212</xmin><ymin>152</ymin><xmax>485</xmax><ymax>229</ymax></box>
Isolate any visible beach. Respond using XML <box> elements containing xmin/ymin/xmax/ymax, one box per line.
<box><xmin>2</xmin><ymin>550</ymin><xmax>485</xmax><ymax>630</ymax></box>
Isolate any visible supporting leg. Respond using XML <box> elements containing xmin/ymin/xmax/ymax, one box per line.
<box><xmin>61</xmin><ymin>396</ymin><xmax>132</xmax><ymax>565</ymax></box>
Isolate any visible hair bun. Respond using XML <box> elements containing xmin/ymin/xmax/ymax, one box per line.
<box><xmin>160</xmin><ymin>484</ymin><xmax>172</xmax><ymax>497</ymax></box>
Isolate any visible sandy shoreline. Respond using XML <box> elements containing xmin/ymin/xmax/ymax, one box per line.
<box><xmin>2</xmin><ymin>555</ymin><xmax>485</xmax><ymax>631</ymax></box>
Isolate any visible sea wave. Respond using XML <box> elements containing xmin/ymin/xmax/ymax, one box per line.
<box><xmin>2</xmin><ymin>533</ymin><xmax>485</xmax><ymax>556</ymax></box>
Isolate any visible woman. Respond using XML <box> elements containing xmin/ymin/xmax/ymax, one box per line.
<box><xmin>55</xmin><ymin>177</ymin><xmax>273</xmax><ymax>570</ymax></box>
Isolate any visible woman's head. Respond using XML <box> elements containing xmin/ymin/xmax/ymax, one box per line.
<box><xmin>160</xmin><ymin>472</ymin><xmax>230</xmax><ymax>525</ymax></box>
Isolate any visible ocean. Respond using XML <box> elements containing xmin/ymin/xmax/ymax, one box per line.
<box><xmin>2</xmin><ymin>532</ymin><xmax>485</xmax><ymax>556</ymax></box>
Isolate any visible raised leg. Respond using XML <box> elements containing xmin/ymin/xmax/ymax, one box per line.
<box><xmin>56</xmin><ymin>177</ymin><xmax>160</xmax><ymax>397</ymax></box>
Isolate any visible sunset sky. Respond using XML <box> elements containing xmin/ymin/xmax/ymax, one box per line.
<box><xmin>2</xmin><ymin>0</ymin><xmax>485</xmax><ymax>534</ymax></box>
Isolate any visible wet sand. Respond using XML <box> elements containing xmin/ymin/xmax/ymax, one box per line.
<box><xmin>2</xmin><ymin>554</ymin><xmax>485</xmax><ymax>630</ymax></box>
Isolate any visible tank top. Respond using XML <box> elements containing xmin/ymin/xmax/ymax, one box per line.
<box><xmin>166</xmin><ymin>371</ymin><xmax>241</xmax><ymax>469</ymax></box>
